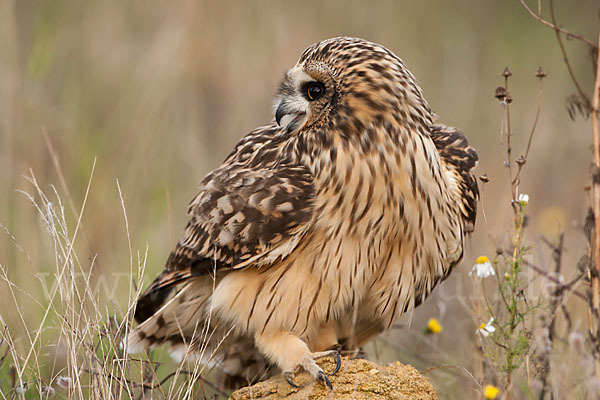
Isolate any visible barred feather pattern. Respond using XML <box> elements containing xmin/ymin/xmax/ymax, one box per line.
<box><xmin>127</xmin><ymin>37</ymin><xmax>479</xmax><ymax>389</ymax></box>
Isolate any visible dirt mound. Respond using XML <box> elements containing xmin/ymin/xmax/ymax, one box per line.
<box><xmin>230</xmin><ymin>357</ymin><xmax>437</xmax><ymax>400</ymax></box>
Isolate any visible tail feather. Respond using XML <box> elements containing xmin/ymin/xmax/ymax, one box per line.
<box><xmin>127</xmin><ymin>278</ymin><xmax>215</xmax><ymax>355</ymax></box>
<box><xmin>133</xmin><ymin>255</ymin><xmax>214</xmax><ymax>324</ymax></box>
<box><xmin>127</xmin><ymin>276</ymin><xmax>272</xmax><ymax>390</ymax></box>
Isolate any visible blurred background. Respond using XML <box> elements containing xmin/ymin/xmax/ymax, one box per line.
<box><xmin>0</xmin><ymin>0</ymin><xmax>598</xmax><ymax>398</ymax></box>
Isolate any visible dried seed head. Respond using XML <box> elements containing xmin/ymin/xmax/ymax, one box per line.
<box><xmin>502</xmin><ymin>67</ymin><xmax>512</xmax><ymax>77</ymax></box>
<box><xmin>495</xmin><ymin>86</ymin><xmax>507</xmax><ymax>101</ymax></box>
<box><xmin>536</xmin><ymin>67</ymin><xmax>547</xmax><ymax>78</ymax></box>
<box><xmin>516</xmin><ymin>156</ymin><xmax>526</xmax><ymax>166</ymax></box>
<box><xmin>479</xmin><ymin>174</ymin><xmax>489</xmax><ymax>183</ymax></box>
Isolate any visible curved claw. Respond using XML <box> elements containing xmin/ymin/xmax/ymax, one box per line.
<box><xmin>283</xmin><ymin>371</ymin><xmax>301</xmax><ymax>388</ymax></box>
<box><xmin>318</xmin><ymin>370</ymin><xmax>333</xmax><ymax>390</ymax></box>
<box><xmin>329</xmin><ymin>351</ymin><xmax>342</xmax><ymax>376</ymax></box>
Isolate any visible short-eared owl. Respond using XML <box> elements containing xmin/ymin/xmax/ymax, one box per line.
<box><xmin>127</xmin><ymin>37</ymin><xmax>478</xmax><ymax>389</ymax></box>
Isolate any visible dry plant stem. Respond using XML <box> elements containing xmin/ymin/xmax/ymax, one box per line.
<box><xmin>590</xmin><ymin>32</ymin><xmax>600</xmax><ymax>383</ymax></box>
<box><xmin>517</xmin><ymin>0</ymin><xmax>598</xmax><ymax>50</ymax></box>
<box><xmin>538</xmin><ymin>234</ymin><xmax>564</xmax><ymax>400</ymax></box>
<box><xmin>18</xmin><ymin>163</ymin><xmax>96</xmax><ymax>382</ymax></box>
<box><xmin>420</xmin><ymin>364</ymin><xmax>481</xmax><ymax>393</ymax></box>
<box><xmin>513</xmin><ymin>75</ymin><xmax>544</xmax><ymax>186</ymax></box>
<box><xmin>503</xmin><ymin>74</ymin><xmax>517</xmax><ymax>210</ymax></box>
<box><xmin>505</xmin><ymin>213</ymin><xmax>523</xmax><ymax>400</ymax></box>
<box><xmin>513</xmin><ymin>255</ymin><xmax>587</xmax><ymax>301</ymax></box>
<box><xmin>500</xmin><ymin>69</ymin><xmax>535</xmax><ymax>399</ymax></box>
<box><xmin>548</xmin><ymin>0</ymin><xmax>591</xmax><ymax>107</ymax></box>
<box><xmin>42</xmin><ymin>126</ymin><xmax>102</xmax><ymax>271</ymax></box>
<box><xmin>501</xmin><ymin>71</ymin><xmax>518</xmax><ymax>399</ymax></box>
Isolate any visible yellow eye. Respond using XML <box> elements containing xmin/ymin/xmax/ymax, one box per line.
<box><xmin>305</xmin><ymin>82</ymin><xmax>325</xmax><ymax>101</ymax></box>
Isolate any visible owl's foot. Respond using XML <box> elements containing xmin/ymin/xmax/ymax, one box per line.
<box><xmin>284</xmin><ymin>369</ymin><xmax>332</xmax><ymax>390</ymax></box>
<box><xmin>282</xmin><ymin>349</ymin><xmax>341</xmax><ymax>389</ymax></box>
<box><xmin>255</xmin><ymin>331</ymin><xmax>341</xmax><ymax>390</ymax></box>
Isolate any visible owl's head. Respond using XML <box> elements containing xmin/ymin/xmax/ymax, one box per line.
<box><xmin>274</xmin><ymin>37</ymin><xmax>433</xmax><ymax>137</ymax></box>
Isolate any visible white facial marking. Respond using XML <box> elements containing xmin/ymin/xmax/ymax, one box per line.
<box><xmin>288</xmin><ymin>66</ymin><xmax>313</xmax><ymax>85</ymax></box>
<box><xmin>274</xmin><ymin>66</ymin><xmax>315</xmax><ymax>133</ymax></box>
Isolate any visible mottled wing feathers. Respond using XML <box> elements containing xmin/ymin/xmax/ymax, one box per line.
<box><xmin>134</xmin><ymin>125</ymin><xmax>315</xmax><ymax>324</ymax></box>
<box><xmin>430</xmin><ymin>124</ymin><xmax>479</xmax><ymax>231</ymax></box>
<box><xmin>183</xmin><ymin>165</ymin><xmax>314</xmax><ymax>269</ymax></box>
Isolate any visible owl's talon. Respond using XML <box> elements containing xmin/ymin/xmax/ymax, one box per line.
<box><xmin>329</xmin><ymin>351</ymin><xmax>341</xmax><ymax>376</ymax></box>
<box><xmin>314</xmin><ymin>348</ymin><xmax>342</xmax><ymax>376</ymax></box>
<box><xmin>283</xmin><ymin>371</ymin><xmax>301</xmax><ymax>388</ymax></box>
<box><xmin>318</xmin><ymin>370</ymin><xmax>333</xmax><ymax>390</ymax></box>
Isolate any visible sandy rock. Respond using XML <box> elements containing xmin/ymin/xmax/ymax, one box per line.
<box><xmin>230</xmin><ymin>358</ymin><xmax>437</xmax><ymax>400</ymax></box>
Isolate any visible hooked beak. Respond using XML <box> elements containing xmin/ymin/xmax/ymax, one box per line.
<box><xmin>275</xmin><ymin>101</ymin><xmax>307</xmax><ymax>133</ymax></box>
<box><xmin>275</xmin><ymin>102</ymin><xmax>286</xmax><ymax>126</ymax></box>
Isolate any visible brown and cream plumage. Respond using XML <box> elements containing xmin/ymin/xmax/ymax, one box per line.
<box><xmin>127</xmin><ymin>37</ymin><xmax>478</xmax><ymax>389</ymax></box>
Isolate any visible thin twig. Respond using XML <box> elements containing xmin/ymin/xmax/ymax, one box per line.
<box><xmin>41</xmin><ymin>126</ymin><xmax>102</xmax><ymax>270</ymax></box>
<box><xmin>513</xmin><ymin>70</ymin><xmax>545</xmax><ymax>186</ymax></box>
<box><xmin>19</xmin><ymin>161</ymin><xmax>96</xmax><ymax>379</ymax></box>
<box><xmin>505</xmin><ymin>75</ymin><xmax>513</xmax><ymax>195</ymax></box>
<box><xmin>517</xmin><ymin>0</ymin><xmax>597</xmax><ymax>49</ymax></box>
<box><xmin>538</xmin><ymin>233</ymin><xmax>564</xmax><ymax>400</ymax></box>
<box><xmin>420</xmin><ymin>364</ymin><xmax>481</xmax><ymax>389</ymax></box>
<box><xmin>548</xmin><ymin>0</ymin><xmax>592</xmax><ymax>107</ymax></box>
<box><xmin>511</xmin><ymin>254</ymin><xmax>587</xmax><ymax>301</ymax></box>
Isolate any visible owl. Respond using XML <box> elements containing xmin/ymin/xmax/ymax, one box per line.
<box><xmin>127</xmin><ymin>37</ymin><xmax>478</xmax><ymax>390</ymax></box>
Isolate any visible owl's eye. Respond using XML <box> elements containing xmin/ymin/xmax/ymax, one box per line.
<box><xmin>304</xmin><ymin>82</ymin><xmax>325</xmax><ymax>101</ymax></box>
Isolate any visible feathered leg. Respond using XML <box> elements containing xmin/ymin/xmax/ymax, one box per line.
<box><xmin>255</xmin><ymin>331</ymin><xmax>340</xmax><ymax>389</ymax></box>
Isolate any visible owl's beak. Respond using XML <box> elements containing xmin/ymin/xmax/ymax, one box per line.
<box><xmin>275</xmin><ymin>102</ymin><xmax>286</xmax><ymax>127</ymax></box>
<box><xmin>275</xmin><ymin>100</ymin><xmax>307</xmax><ymax>133</ymax></box>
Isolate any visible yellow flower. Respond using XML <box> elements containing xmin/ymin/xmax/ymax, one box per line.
<box><xmin>476</xmin><ymin>256</ymin><xmax>489</xmax><ymax>264</ymax></box>
<box><xmin>483</xmin><ymin>384</ymin><xmax>500</xmax><ymax>399</ymax></box>
<box><xmin>426</xmin><ymin>318</ymin><xmax>443</xmax><ymax>334</ymax></box>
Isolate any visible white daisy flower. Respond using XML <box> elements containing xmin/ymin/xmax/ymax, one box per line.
<box><xmin>518</xmin><ymin>193</ymin><xmax>529</xmax><ymax>206</ymax></box>
<box><xmin>470</xmin><ymin>256</ymin><xmax>495</xmax><ymax>278</ymax></box>
<box><xmin>478</xmin><ymin>318</ymin><xmax>496</xmax><ymax>337</ymax></box>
